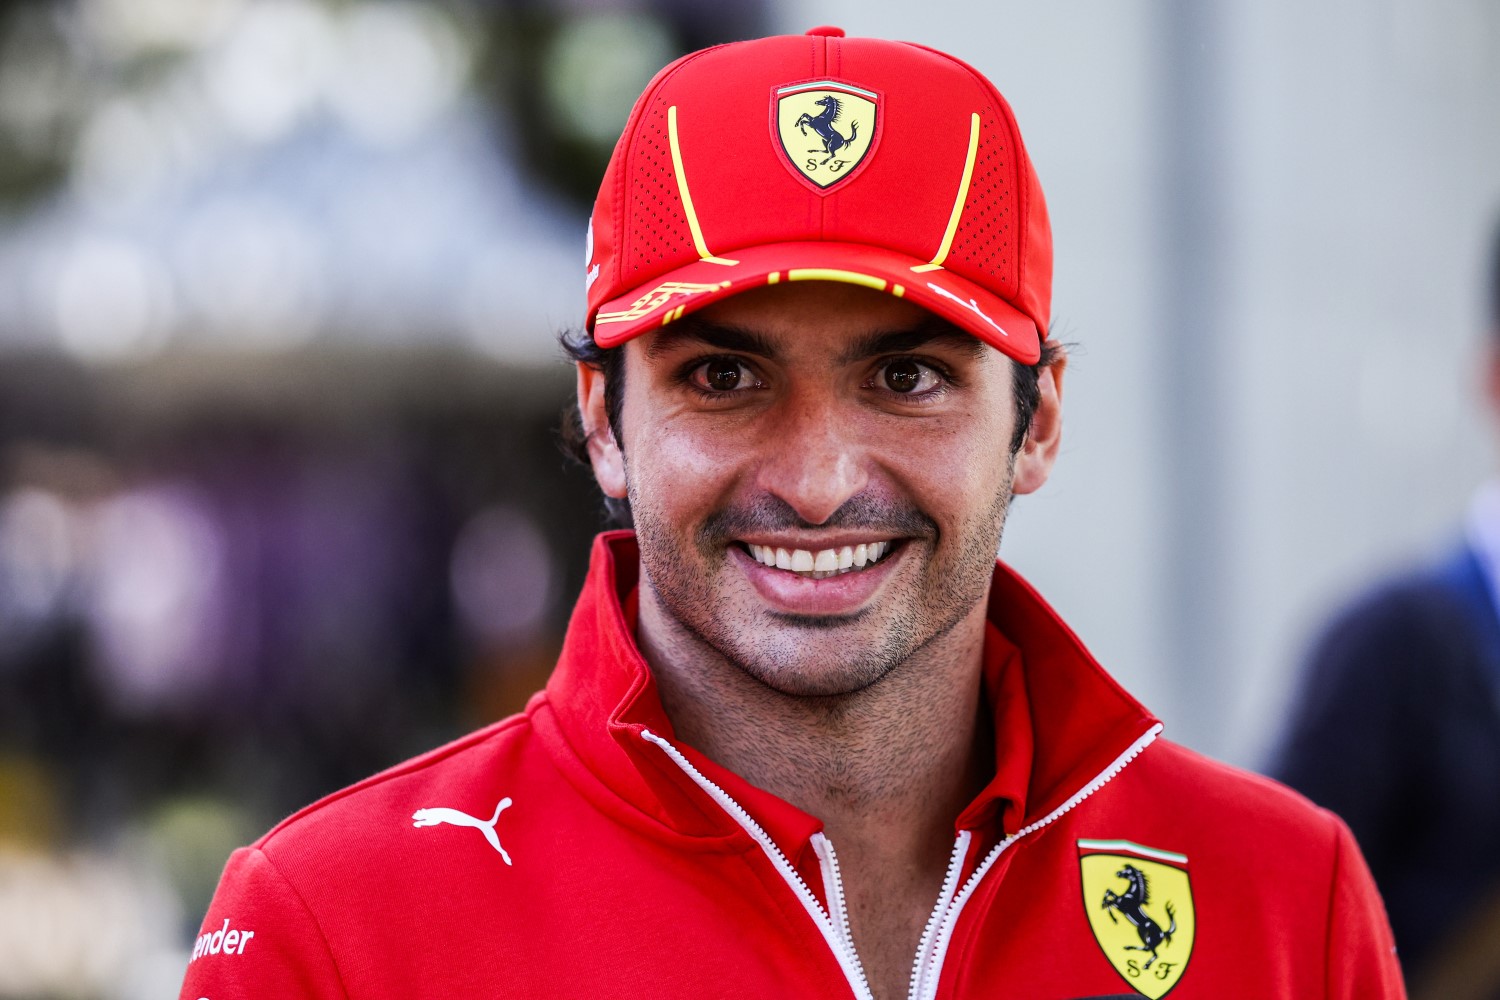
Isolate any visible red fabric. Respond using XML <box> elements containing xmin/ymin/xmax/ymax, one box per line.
<box><xmin>180</xmin><ymin>532</ymin><xmax>1404</xmax><ymax>999</ymax></box>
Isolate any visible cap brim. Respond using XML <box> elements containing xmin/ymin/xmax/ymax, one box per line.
<box><xmin>590</xmin><ymin>241</ymin><xmax>1042</xmax><ymax>364</ymax></box>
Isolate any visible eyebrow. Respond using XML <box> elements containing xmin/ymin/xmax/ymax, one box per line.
<box><xmin>645</xmin><ymin>318</ymin><xmax>778</xmax><ymax>360</ymax></box>
<box><xmin>835</xmin><ymin>320</ymin><xmax>987</xmax><ymax>365</ymax></box>
<box><xmin>646</xmin><ymin>314</ymin><xmax>986</xmax><ymax>364</ymax></box>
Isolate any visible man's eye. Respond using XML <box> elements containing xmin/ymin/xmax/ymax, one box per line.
<box><xmin>880</xmin><ymin>359</ymin><xmax>942</xmax><ymax>394</ymax></box>
<box><xmin>691</xmin><ymin>359</ymin><xmax>756</xmax><ymax>393</ymax></box>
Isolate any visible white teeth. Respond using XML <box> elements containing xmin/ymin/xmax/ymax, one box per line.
<box><xmin>749</xmin><ymin>545</ymin><xmax>783</xmax><ymax>569</ymax></box>
<box><xmin>745</xmin><ymin>541</ymin><xmax>894</xmax><ymax>577</ymax></box>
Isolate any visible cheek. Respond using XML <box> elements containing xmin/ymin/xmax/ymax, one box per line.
<box><xmin>626</xmin><ymin>418</ymin><xmax>747</xmax><ymax>512</ymax></box>
<box><xmin>885</xmin><ymin>411</ymin><xmax>1014</xmax><ymax>505</ymax></box>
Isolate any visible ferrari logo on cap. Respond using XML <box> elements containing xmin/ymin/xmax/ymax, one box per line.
<box><xmin>775</xmin><ymin>81</ymin><xmax>878</xmax><ymax>190</ymax></box>
<box><xmin>1078</xmin><ymin>840</ymin><xmax>1195</xmax><ymax>998</ymax></box>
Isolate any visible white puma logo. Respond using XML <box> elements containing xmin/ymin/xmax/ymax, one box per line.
<box><xmin>412</xmin><ymin>798</ymin><xmax>513</xmax><ymax>865</ymax></box>
<box><xmin>925</xmin><ymin>281</ymin><xmax>1010</xmax><ymax>338</ymax></box>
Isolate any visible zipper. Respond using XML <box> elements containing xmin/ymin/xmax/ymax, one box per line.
<box><xmin>643</xmin><ymin>722</ymin><xmax>1163</xmax><ymax>1000</ymax></box>
<box><xmin>810</xmin><ymin>833</ymin><xmax>859</xmax><ymax>961</ymax></box>
<box><xmin>908</xmin><ymin>723</ymin><xmax>1164</xmax><ymax>1000</ymax></box>
<box><xmin>906</xmin><ymin>831</ymin><xmax>971</xmax><ymax>1000</ymax></box>
<box><xmin>639</xmin><ymin>729</ymin><xmax>876</xmax><ymax>1000</ymax></box>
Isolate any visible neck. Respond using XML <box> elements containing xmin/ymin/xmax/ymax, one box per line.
<box><xmin>638</xmin><ymin>594</ymin><xmax>993</xmax><ymax>860</ymax></box>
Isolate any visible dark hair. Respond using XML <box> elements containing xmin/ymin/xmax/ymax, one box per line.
<box><xmin>558</xmin><ymin>327</ymin><xmax>1065</xmax><ymax>527</ymax></box>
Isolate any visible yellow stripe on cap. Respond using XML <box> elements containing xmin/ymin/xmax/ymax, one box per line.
<box><xmin>787</xmin><ymin>269</ymin><xmax>887</xmax><ymax>291</ymax></box>
<box><xmin>912</xmin><ymin>112</ymin><xmax>981</xmax><ymax>273</ymax></box>
<box><xmin>668</xmin><ymin>106</ymin><xmax>738</xmax><ymax>267</ymax></box>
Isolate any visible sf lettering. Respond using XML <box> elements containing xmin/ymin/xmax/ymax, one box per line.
<box><xmin>1125</xmin><ymin>959</ymin><xmax>1179</xmax><ymax>981</ymax></box>
<box><xmin>805</xmin><ymin>157</ymin><xmax>850</xmax><ymax>174</ymax></box>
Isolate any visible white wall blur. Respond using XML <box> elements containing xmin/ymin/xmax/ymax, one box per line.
<box><xmin>772</xmin><ymin>0</ymin><xmax>1500</xmax><ymax>764</ymax></box>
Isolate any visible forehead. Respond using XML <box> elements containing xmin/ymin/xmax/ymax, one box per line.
<box><xmin>637</xmin><ymin>281</ymin><xmax>991</xmax><ymax>361</ymax></box>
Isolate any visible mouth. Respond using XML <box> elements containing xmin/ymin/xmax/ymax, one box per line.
<box><xmin>740</xmin><ymin>540</ymin><xmax>896</xmax><ymax>580</ymax></box>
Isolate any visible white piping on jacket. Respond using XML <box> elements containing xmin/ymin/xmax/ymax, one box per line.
<box><xmin>643</xmin><ymin>721</ymin><xmax>1163</xmax><ymax>1000</ymax></box>
<box><xmin>906</xmin><ymin>831</ymin><xmax>972</xmax><ymax>999</ymax></box>
<box><xmin>910</xmin><ymin>722</ymin><xmax>1165</xmax><ymax>1000</ymax></box>
<box><xmin>810</xmin><ymin>833</ymin><xmax>860</xmax><ymax>966</ymax></box>
<box><xmin>639</xmin><ymin>730</ymin><xmax>875</xmax><ymax>1000</ymax></box>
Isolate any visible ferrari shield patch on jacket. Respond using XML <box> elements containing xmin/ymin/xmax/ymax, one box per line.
<box><xmin>1078</xmin><ymin>840</ymin><xmax>1195</xmax><ymax>998</ymax></box>
<box><xmin>774</xmin><ymin>80</ymin><xmax>878</xmax><ymax>190</ymax></box>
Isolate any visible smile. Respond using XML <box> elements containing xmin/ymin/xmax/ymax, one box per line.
<box><xmin>742</xmin><ymin>541</ymin><xmax>893</xmax><ymax>580</ymax></box>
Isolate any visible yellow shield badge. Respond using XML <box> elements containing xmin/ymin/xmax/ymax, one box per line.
<box><xmin>1078</xmin><ymin>840</ymin><xmax>1195</xmax><ymax>998</ymax></box>
<box><xmin>774</xmin><ymin>80</ymin><xmax>878</xmax><ymax>190</ymax></box>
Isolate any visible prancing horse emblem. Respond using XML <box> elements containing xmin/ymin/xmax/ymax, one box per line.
<box><xmin>1101</xmin><ymin>864</ymin><xmax>1177</xmax><ymax>969</ymax></box>
<box><xmin>795</xmin><ymin>95</ymin><xmax>859</xmax><ymax>164</ymax></box>
<box><xmin>1078</xmin><ymin>840</ymin><xmax>1195</xmax><ymax>998</ymax></box>
<box><xmin>774</xmin><ymin>80</ymin><xmax>879</xmax><ymax>190</ymax></box>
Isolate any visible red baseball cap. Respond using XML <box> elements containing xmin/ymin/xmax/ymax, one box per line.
<box><xmin>584</xmin><ymin>26</ymin><xmax>1052</xmax><ymax>363</ymax></box>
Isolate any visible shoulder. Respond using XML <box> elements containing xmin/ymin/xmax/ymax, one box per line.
<box><xmin>1140</xmin><ymin>740</ymin><xmax>1324</xmax><ymax>809</ymax></box>
<box><xmin>1063</xmin><ymin>738</ymin><xmax>1396</xmax><ymax>958</ymax></box>
<box><xmin>254</xmin><ymin>701</ymin><xmax>548</xmax><ymax>864</ymax></box>
<box><xmin>1096</xmin><ymin>740</ymin><xmax>1403</xmax><ymax>988</ymax></box>
<box><xmin>1118</xmin><ymin>738</ymin><xmax>1348</xmax><ymax>857</ymax></box>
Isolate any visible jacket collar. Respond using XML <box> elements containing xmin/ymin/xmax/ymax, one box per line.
<box><xmin>545</xmin><ymin>531</ymin><xmax>1159</xmax><ymax>844</ymax></box>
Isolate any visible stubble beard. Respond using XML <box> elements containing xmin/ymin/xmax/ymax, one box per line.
<box><xmin>631</xmin><ymin>482</ymin><xmax>1015</xmax><ymax>701</ymax></box>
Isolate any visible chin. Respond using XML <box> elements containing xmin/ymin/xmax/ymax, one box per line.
<box><xmin>724</xmin><ymin>640</ymin><xmax>905</xmax><ymax>700</ymax></box>
<box><xmin>744</xmin><ymin>667</ymin><xmax>892</xmax><ymax>700</ymax></box>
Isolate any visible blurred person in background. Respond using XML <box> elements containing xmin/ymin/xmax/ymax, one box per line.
<box><xmin>182</xmin><ymin>28</ymin><xmax>1403</xmax><ymax>999</ymax></box>
<box><xmin>1272</xmin><ymin>218</ymin><xmax>1500</xmax><ymax>1000</ymax></box>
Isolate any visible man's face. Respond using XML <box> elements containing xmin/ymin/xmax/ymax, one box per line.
<box><xmin>581</xmin><ymin>281</ymin><xmax>1060</xmax><ymax>697</ymax></box>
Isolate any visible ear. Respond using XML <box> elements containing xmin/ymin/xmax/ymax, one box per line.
<box><xmin>576</xmin><ymin>362</ymin><xmax>627</xmax><ymax>499</ymax></box>
<box><xmin>1011</xmin><ymin>351</ymin><xmax>1065</xmax><ymax>496</ymax></box>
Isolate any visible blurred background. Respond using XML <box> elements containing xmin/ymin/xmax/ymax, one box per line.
<box><xmin>0</xmin><ymin>0</ymin><xmax>1495</xmax><ymax>995</ymax></box>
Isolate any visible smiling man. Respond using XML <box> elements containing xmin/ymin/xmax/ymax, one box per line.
<box><xmin>182</xmin><ymin>28</ymin><xmax>1404</xmax><ymax>1000</ymax></box>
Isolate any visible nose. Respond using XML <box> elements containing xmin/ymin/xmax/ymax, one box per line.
<box><xmin>754</xmin><ymin>396</ymin><xmax>869</xmax><ymax>525</ymax></box>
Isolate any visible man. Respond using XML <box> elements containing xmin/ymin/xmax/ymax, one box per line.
<box><xmin>181</xmin><ymin>28</ymin><xmax>1403</xmax><ymax>999</ymax></box>
<box><xmin>1272</xmin><ymin>218</ymin><xmax>1500</xmax><ymax>995</ymax></box>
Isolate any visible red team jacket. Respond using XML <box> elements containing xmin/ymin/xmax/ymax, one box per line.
<box><xmin>181</xmin><ymin>532</ymin><xmax>1404</xmax><ymax>998</ymax></box>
